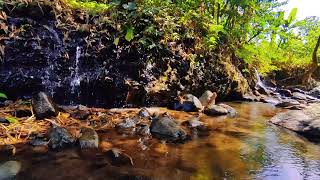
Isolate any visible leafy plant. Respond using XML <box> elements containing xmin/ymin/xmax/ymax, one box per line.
<box><xmin>0</xmin><ymin>92</ymin><xmax>7</xmax><ymax>99</ymax></box>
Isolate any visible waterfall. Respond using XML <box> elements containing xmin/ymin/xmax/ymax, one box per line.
<box><xmin>70</xmin><ymin>46</ymin><xmax>82</xmax><ymax>100</ymax></box>
<box><xmin>254</xmin><ymin>68</ymin><xmax>267</xmax><ymax>90</ymax></box>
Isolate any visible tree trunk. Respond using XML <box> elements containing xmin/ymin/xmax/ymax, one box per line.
<box><xmin>302</xmin><ymin>35</ymin><xmax>320</xmax><ymax>84</ymax></box>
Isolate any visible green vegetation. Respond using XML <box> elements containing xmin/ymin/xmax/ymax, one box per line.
<box><xmin>0</xmin><ymin>92</ymin><xmax>7</xmax><ymax>99</ymax></box>
<box><xmin>60</xmin><ymin>0</ymin><xmax>319</xmax><ymax>77</ymax></box>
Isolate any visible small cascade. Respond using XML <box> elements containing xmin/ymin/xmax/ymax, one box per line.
<box><xmin>70</xmin><ymin>46</ymin><xmax>82</xmax><ymax>102</ymax></box>
<box><xmin>254</xmin><ymin>68</ymin><xmax>267</xmax><ymax>90</ymax></box>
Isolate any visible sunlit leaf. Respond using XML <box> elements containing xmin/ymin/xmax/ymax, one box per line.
<box><xmin>114</xmin><ymin>37</ymin><xmax>120</xmax><ymax>46</ymax></box>
<box><xmin>5</xmin><ymin>117</ymin><xmax>18</xmax><ymax>123</ymax></box>
<box><xmin>125</xmin><ymin>27</ymin><xmax>134</xmax><ymax>42</ymax></box>
<box><xmin>0</xmin><ymin>92</ymin><xmax>7</xmax><ymax>99</ymax></box>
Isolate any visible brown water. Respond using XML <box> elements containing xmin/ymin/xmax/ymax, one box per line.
<box><xmin>2</xmin><ymin>102</ymin><xmax>320</xmax><ymax>180</ymax></box>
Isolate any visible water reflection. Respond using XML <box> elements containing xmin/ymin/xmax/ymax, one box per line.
<box><xmin>1</xmin><ymin>102</ymin><xmax>320</xmax><ymax>179</ymax></box>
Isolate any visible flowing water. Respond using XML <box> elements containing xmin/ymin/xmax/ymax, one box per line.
<box><xmin>1</xmin><ymin>102</ymin><xmax>320</xmax><ymax>180</ymax></box>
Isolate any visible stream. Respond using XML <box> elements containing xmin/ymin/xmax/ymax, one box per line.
<box><xmin>1</xmin><ymin>102</ymin><xmax>320</xmax><ymax>180</ymax></box>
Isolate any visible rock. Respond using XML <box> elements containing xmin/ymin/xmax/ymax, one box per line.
<box><xmin>138</xmin><ymin>108</ymin><xmax>150</xmax><ymax>118</ymax></box>
<box><xmin>199</xmin><ymin>91</ymin><xmax>217</xmax><ymax>107</ymax></box>
<box><xmin>150</xmin><ymin>114</ymin><xmax>187</xmax><ymax>141</ymax></box>
<box><xmin>136</xmin><ymin>124</ymin><xmax>151</xmax><ymax>136</ymax></box>
<box><xmin>4</xmin><ymin>100</ymin><xmax>13</xmax><ymax>106</ymax></box>
<box><xmin>79</xmin><ymin>127</ymin><xmax>99</xmax><ymax>149</ymax></box>
<box><xmin>49</xmin><ymin>127</ymin><xmax>76</xmax><ymax>149</ymax></box>
<box><xmin>71</xmin><ymin>110</ymin><xmax>90</xmax><ymax>120</ymax></box>
<box><xmin>292</xmin><ymin>92</ymin><xmax>307</xmax><ymax>101</ymax></box>
<box><xmin>260</xmin><ymin>97</ymin><xmax>280</xmax><ymax>105</ymax></box>
<box><xmin>32</xmin><ymin>146</ymin><xmax>49</xmax><ymax>154</ymax></box>
<box><xmin>0</xmin><ymin>145</ymin><xmax>16</xmax><ymax>156</ymax></box>
<box><xmin>105</xmin><ymin>148</ymin><xmax>133</xmax><ymax>166</ymax></box>
<box><xmin>242</xmin><ymin>93</ymin><xmax>259</xmax><ymax>102</ymax></box>
<box><xmin>277</xmin><ymin>89</ymin><xmax>292</xmax><ymax>97</ymax></box>
<box><xmin>270</xmin><ymin>104</ymin><xmax>320</xmax><ymax>140</ymax></box>
<box><xmin>204</xmin><ymin>104</ymin><xmax>228</xmax><ymax>116</ymax></box>
<box><xmin>0</xmin><ymin>161</ymin><xmax>21</xmax><ymax>179</ymax></box>
<box><xmin>291</xmin><ymin>88</ymin><xmax>306</xmax><ymax>94</ymax></box>
<box><xmin>116</xmin><ymin>118</ymin><xmax>137</xmax><ymax>129</ymax></box>
<box><xmin>182</xmin><ymin>115</ymin><xmax>203</xmax><ymax>128</ymax></box>
<box><xmin>29</xmin><ymin>138</ymin><xmax>49</xmax><ymax>146</ymax></box>
<box><xmin>32</xmin><ymin>92</ymin><xmax>58</xmax><ymax>119</ymax></box>
<box><xmin>172</xmin><ymin>94</ymin><xmax>203</xmax><ymax>112</ymax></box>
<box><xmin>15</xmin><ymin>109</ymin><xmax>32</xmax><ymax>118</ymax></box>
<box><xmin>0</xmin><ymin>118</ymin><xmax>9</xmax><ymax>123</ymax></box>
<box><xmin>309</xmin><ymin>86</ymin><xmax>320</xmax><ymax>98</ymax></box>
<box><xmin>275</xmin><ymin>99</ymin><xmax>300</xmax><ymax>108</ymax></box>
<box><xmin>218</xmin><ymin>103</ymin><xmax>237</xmax><ymax>117</ymax></box>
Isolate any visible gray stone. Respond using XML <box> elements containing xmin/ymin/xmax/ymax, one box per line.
<box><xmin>138</xmin><ymin>108</ymin><xmax>151</xmax><ymax>118</ymax></box>
<box><xmin>79</xmin><ymin>127</ymin><xmax>99</xmax><ymax>149</ymax></box>
<box><xmin>270</xmin><ymin>103</ymin><xmax>320</xmax><ymax>139</ymax></box>
<box><xmin>182</xmin><ymin>116</ymin><xmax>203</xmax><ymax>128</ymax></box>
<box><xmin>32</xmin><ymin>92</ymin><xmax>58</xmax><ymax>119</ymax></box>
<box><xmin>49</xmin><ymin>126</ymin><xmax>76</xmax><ymax>149</ymax></box>
<box><xmin>172</xmin><ymin>94</ymin><xmax>203</xmax><ymax>112</ymax></box>
<box><xmin>117</xmin><ymin>118</ymin><xmax>137</xmax><ymax>129</ymax></box>
<box><xmin>71</xmin><ymin>110</ymin><xmax>91</xmax><ymax>120</ymax></box>
<box><xmin>204</xmin><ymin>104</ymin><xmax>228</xmax><ymax>116</ymax></box>
<box><xmin>218</xmin><ymin>103</ymin><xmax>237</xmax><ymax>117</ymax></box>
<box><xmin>199</xmin><ymin>91</ymin><xmax>216</xmax><ymax>107</ymax></box>
<box><xmin>150</xmin><ymin>114</ymin><xmax>187</xmax><ymax>141</ymax></box>
<box><xmin>0</xmin><ymin>161</ymin><xmax>21</xmax><ymax>180</ymax></box>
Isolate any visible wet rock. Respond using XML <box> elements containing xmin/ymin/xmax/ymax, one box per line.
<box><xmin>204</xmin><ymin>104</ymin><xmax>228</xmax><ymax>116</ymax></box>
<box><xmin>79</xmin><ymin>127</ymin><xmax>99</xmax><ymax>149</ymax></box>
<box><xmin>275</xmin><ymin>99</ymin><xmax>300</xmax><ymax>108</ymax></box>
<box><xmin>0</xmin><ymin>145</ymin><xmax>16</xmax><ymax>156</ymax></box>
<box><xmin>49</xmin><ymin>126</ymin><xmax>76</xmax><ymax>149</ymax></box>
<box><xmin>291</xmin><ymin>88</ymin><xmax>306</xmax><ymax>94</ymax></box>
<box><xmin>172</xmin><ymin>94</ymin><xmax>203</xmax><ymax>112</ymax></box>
<box><xmin>71</xmin><ymin>110</ymin><xmax>91</xmax><ymax>120</ymax></box>
<box><xmin>218</xmin><ymin>103</ymin><xmax>237</xmax><ymax>117</ymax></box>
<box><xmin>150</xmin><ymin>114</ymin><xmax>187</xmax><ymax>141</ymax></box>
<box><xmin>15</xmin><ymin>109</ymin><xmax>32</xmax><ymax>118</ymax></box>
<box><xmin>260</xmin><ymin>97</ymin><xmax>280</xmax><ymax>105</ymax></box>
<box><xmin>105</xmin><ymin>148</ymin><xmax>134</xmax><ymax>166</ymax></box>
<box><xmin>277</xmin><ymin>89</ymin><xmax>292</xmax><ymax>97</ymax></box>
<box><xmin>0</xmin><ymin>161</ymin><xmax>21</xmax><ymax>180</ymax></box>
<box><xmin>32</xmin><ymin>92</ymin><xmax>58</xmax><ymax>119</ymax></box>
<box><xmin>199</xmin><ymin>91</ymin><xmax>216</xmax><ymax>107</ymax></box>
<box><xmin>270</xmin><ymin>104</ymin><xmax>320</xmax><ymax>140</ymax></box>
<box><xmin>242</xmin><ymin>93</ymin><xmax>259</xmax><ymax>102</ymax></box>
<box><xmin>182</xmin><ymin>115</ymin><xmax>203</xmax><ymax>128</ymax></box>
<box><xmin>138</xmin><ymin>108</ymin><xmax>151</xmax><ymax>118</ymax></box>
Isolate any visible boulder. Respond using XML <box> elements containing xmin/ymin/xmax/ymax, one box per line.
<box><xmin>199</xmin><ymin>91</ymin><xmax>217</xmax><ymax>107</ymax></box>
<box><xmin>270</xmin><ymin>104</ymin><xmax>320</xmax><ymax>140</ymax></box>
<box><xmin>0</xmin><ymin>161</ymin><xmax>21</xmax><ymax>180</ymax></box>
<box><xmin>116</xmin><ymin>118</ymin><xmax>137</xmax><ymax>129</ymax></box>
<box><xmin>172</xmin><ymin>94</ymin><xmax>203</xmax><ymax>112</ymax></box>
<box><xmin>79</xmin><ymin>127</ymin><xmax>99</xmax><ymax>149</ymax></box>
<box><xmin>49</xmin><ymin>126</ymin><xmax>76</xmax><ymax>149</ymax></box>
<box><xmin>136</xmin><ymin>124</ymin><xmax>151</xmax><ymax>136</ymax></box>
<box><xmin>275</xmin><ymin>99</ymin><xmax>300</xmax><ymax>108</ymax></box>
<box><xmin>150</xmin><ymin>114</ymin><xmax>187</xmax><ymax>141</ymax></box>
<box><xmin>32</xmin><ymin>92</ymin><xmax>58</xmax><ymax>119</ymax></box>
<box><xmin>292</xmin><ymin>92</ymin><xmax>307</xmax><ymax>101</ymax></box>
<box><xmin>204</xmin><ymin>104</ymin><xmax>228</xmax><ymax>116</ymax></box>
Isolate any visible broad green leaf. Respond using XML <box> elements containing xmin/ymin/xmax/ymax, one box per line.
<box><xmin>0</xmin><ymin>92</ymin><xmax>7</xmax><ymax>99</ymax></box>
<box><xmin>5</xmin><ymin>117</ymin><xmax>18</xmax><ymax>123</ymax></box>
<box><xmin>111</xmin><ymin>0</ymin><xmax>121</xmax><ymax>6</ymax></box>
<box><xmin>114</xmin><ymin>37</ymin><xmax>120</xmax><ymax>46</ymax></box>
<box><xmin>125</xmin><ymin>27</ymin><xmax>134</xmax><ymax>42</ymax></box>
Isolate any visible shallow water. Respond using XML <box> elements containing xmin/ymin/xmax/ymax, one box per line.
<box><xmin>2</xmin><ymin>102</ymin><xmax>320</xmax><ymax>180</ymax></box>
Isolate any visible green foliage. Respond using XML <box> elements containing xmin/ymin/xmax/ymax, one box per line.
<box><xmin>5</xmin><ymin>117</ymin><xmax>18</xmax><ymax>123</ymax></box>
<box><xmin>125</xmin><ymin>26</ymin><xmax>134</xmax><ymax>42</ymax></box>
<box><xmin>65</xmin><ymin>0</ymin><xmax>110</xmax><ymax>13</ymax></box>
<box><xmin>0</xmin><ymin>92</ymin><xmax>7</xmax><ymax>99</ymax></box>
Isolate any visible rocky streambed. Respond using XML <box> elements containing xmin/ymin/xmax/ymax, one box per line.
<box><xmin>1</xmin><ymin>90</ymin><xmax>320</xmax><ymax>179</ymax></box>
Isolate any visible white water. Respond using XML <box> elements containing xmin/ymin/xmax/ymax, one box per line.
<box><xmin>70</xmin><ymin>46</ymin><xmax>82</xmax><ymax>98</ymax></box>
